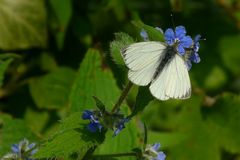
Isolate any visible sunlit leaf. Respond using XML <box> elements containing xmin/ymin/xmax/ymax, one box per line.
<box><xmin>70</xmin><ymin>49</ymin><xmax>120</xmax><ymax>112</ymax></box>
<box><xmin>0</xmin><ymin>0</ymin><xmax>47</xmax><ymax>50</ymax></box>
<box><xmin>110</xmin><ymin>32</ymin><xmax>134</xmax><ymax>65</ymax></box>
<box><xmin>33</xmin><ymin>112</ymin><xmax>105</xmax><ymax>159</ymax></box>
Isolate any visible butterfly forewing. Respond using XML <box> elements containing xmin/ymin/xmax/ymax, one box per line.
<box><xmin>122</xmin><ymin>42</ymin><xmax>166</xmax><ymax>71</ymax></box>
<box><xmin>128</xmin><ymin>61</ymin><xmax>159</xmax><ymax>86</ymax></box>
<box><xmin>122</xmin><ymin>42</ymin><xmax>166</xmax><ymax>86</ymax></box>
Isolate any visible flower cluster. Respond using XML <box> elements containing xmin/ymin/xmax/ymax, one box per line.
<box><xmin>82</xmin><ymin>110</ymin><xmax>130</xmax><ymax>136</ymax></box>
<box><xmin>186</xmin><ymin>34</ymin><xmax>201</xmax><ymax>70</ymax></box>
<box><xmin>164</xmin><ymin>26</ymin><xmax>193</xmax><ymax>55</ymax></box>
<box><xmin>1</xmin><ymin>139</ymin><xmax>38</xmax><ymax>160</ymax></box>
<box><xmin>140</xmin><ymin>26</ymin><xmax>202</xmax><ymax>70</ymax></box>
<box><xmin>113</xmin><ymin>117</ymin><xmax>130</xmax><ymax>137</ymax></box>
<box><xmin>143</xmin><ymin>143</ymin><xmax>166</xmax><ymax>160</ymax></box>
<box><xmin>82</xmin><ymin>110</ymin><xmax>103</xmax><ymax>132</ymax></box>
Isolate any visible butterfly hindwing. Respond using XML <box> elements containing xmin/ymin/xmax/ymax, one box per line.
<box><xmin>150</xmin><ymin>54</ymin><xmax>191</xmax><ymax>100</ymax></box>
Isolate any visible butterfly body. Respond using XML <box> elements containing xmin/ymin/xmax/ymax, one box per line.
<box><xmin>153</xmin><ymin>45</ymin><xmax>176</xmax><ymax>80</ymax></box>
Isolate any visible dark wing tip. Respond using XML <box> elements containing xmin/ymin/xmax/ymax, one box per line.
<box><xmin>120</xmin><ymin>46</ymin><xmax>129</xmax><ymax>58</ymax></box>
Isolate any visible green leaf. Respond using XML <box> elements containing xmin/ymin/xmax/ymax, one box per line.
<box><xmin>0</xmin><ymin>114</ymin><xmax>37</xmax><ymax>157</ymax></box>
<box><xmin>131</xmin><ymin>87</ymin><xmax>153</xmax><ymax>117</ymax></box>
<box><xmin>0</xmin><ymin>0</ymin><xmax>47</xmax><ymax>50</ymax></box>
<box><xmin>147</xmin><ymin>131</ymin><xmax>187</xmax><ymax>148</ymax></box>
<box><xmin>0</xmin><ymin>58</ymin><xmax>13</xmax><ymax>87</ymax></box>
<box><xmin>204</xmin><ymin>93</ymin><xmax>240</xmax><ymax>153</ymax></box>
<box><xmin>220</xmin><ymin>35</ymin><xmax>240</xmax><ymax>75</ymax></box>
<box><xmin>70</xmin><ymin>49</ymin><xmax>121</xmax><ymax>112</ymax></box>
<box><xmin>50</xmin><ymin>0</ymin><xmax>72</xmax><ymax>49</ymax></box>
<box><xmin>40</xmin><ymin>53</ymin><xmax>58</xmax><ymax>72</ymax></box>
<box><xmin>132</xmin><ymin>20</ymin><xmax>164</xmax><ymax>41</ymax></box>
<box><xmin>204</xmin><ymin>65</ymin><xmax>228</xmax><ymax>91</ymax></box>
<box><xmin>93</xmin><ymin>96</ymin><xmax>106</xmax><ymax>112</ymax></box>
<box><xmin>24</xmin><ymin>108</ymin><xmax>51</xmax><ymax>135</ymax></box>
<box><xmin>33</xmin><ymin>112</ymin><xmax>105</xmax><ymax>159</ymax></box>
<box><xmin>29</xmin><ymin>67</ymin><xmax>76</xmax><ymax>109</ymax></box>
<box><xmin>110</xmin><ymin>32</ymin><xmax>134</xmax><ymax>65</ymax></box>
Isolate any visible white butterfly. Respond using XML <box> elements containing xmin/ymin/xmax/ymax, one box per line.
<box><xmin>121</xmin><ymin>41</ymin><xmax>191</xmax><ymax>100</ymax></box>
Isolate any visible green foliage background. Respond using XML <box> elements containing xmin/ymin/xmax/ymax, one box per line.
<box><xmin>0</xmin><ymin>0</ymin><xmax>240</xmax><ymax>160</ymax></box>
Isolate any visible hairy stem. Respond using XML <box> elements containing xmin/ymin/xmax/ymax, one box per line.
<box><xmin>111</xmin><ymin>81</ymin><xmax>133</xmax><ymax>113</ymax></box>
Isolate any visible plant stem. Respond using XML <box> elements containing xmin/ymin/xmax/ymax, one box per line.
<box><xmin>111</xmin><ymin>81</ymin><xmax>133</xmax><ymax>113</ymax></box>
<box><xmin>92</xmin><ymin>152</ymin><xmax>137</xmax><ymax>159</ymax></box>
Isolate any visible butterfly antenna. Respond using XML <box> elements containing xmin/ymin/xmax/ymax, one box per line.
<box><xmin>170</xmin><ymin>13</ymin><xmax>176</xmax><ymax>29</ymax></box>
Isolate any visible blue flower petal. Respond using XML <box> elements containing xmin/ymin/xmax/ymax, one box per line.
<box><xmin>177</xmin><ymin>44</ymin><xmax>185</xmax><ymax>55</ymax></box>
<box><xmin>113</xmin><ymin>128</ymin><xmax>121</xmax><ymax>137</ymax></box>
<box><xmin>152</xmin><ymin>143</ymin><xmax>161</xmax><ymax>151</ymax></box>
<box><xmin>193</xmin><ymin>35</ymin><xmax>201</xmax><ymax>52</ymax></box>
<box><xmin>30</xmin><ymin>148</ymin><xmax>38</xmax><ymax>155</ymax></box>
<box><xmin>82</xmin><ymin>110</ymin><xmax>93</xmax><ymax>120</ymax></box>
<box><xmin>113</xmin><ymin>122</ymin><xmax>125</xmax><ymax>136</ymax></box>
<box><xmin>90</xmin><ymin>115</ymin><xmax>99</xmax><ymax>123</ymax></box>
<box><xmin>190</xmin><ymin>53</ymin><xmax>201</xmax><ymax>63</ymax></box>
<box><xmin>156</xmin><ymin>151</ymin><xmax>166</xmax><ymax>160</ymax></box>
<box><xmin>140</xmin><ymin>29</ymin><xmax>149</xmax><ymax>41</ymax></box>
<box><xmin>164</xmin><ymin>28</ymin><xmax>175</xmax><ymax>45</ymax></box>
<box><xmin>175</xmin><ymin>26</ymin><xmax>186</xmax><ymax>39</ymax></box>
<box><xmin>180</xmin><ymin>36</ymin><xmax>193</xmax><ymax>48</ymax></box>
<box><xmin>11</xmin><ymin>144</ymin><xmax>19</xmax><ymax>153</ymax></box>
<box><xmin>113</xmin><ymin>118</ymin><xmax>130</xmax><ymax>136</ymax></box>
<box><xmin>87</xmin><ymin>122</ymin><xmax>98</xmax><ymax>132</ymax></box>
<box><xmin>28</xmin><ymin>143</ymin><xmax>36</xmax><ymax>149</ymax></box>
<box><xmin>194</xmin><ymin>34</ymin><xmax>201</xmax><ymax>42</ymax></box>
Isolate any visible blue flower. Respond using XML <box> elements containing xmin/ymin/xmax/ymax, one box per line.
<box><xmin>185</xmin><ymin>34</ymin><xmax>201</xmax><ymax>70</ymax></box>
<box><xmin>164</xmin><ymin>26</ymin><xmax>193</xmax><ymax>55</ymax></box>
<box><xmin>11</xmin><ymin>144</ymin><xmax>19</xmax><ymax>153</ymax></box>
<box><xmin>4</xmin><ymin>139</ymin><xmax>38</xmax><ymax>160</ymax></box>
<box><xmin>82</xmin><ymin>110</ymin><xmax>103</xmax><ymax>132</ymax></box>
<box><xmin>113</xmin><ymin>117</ymin><xmax>130</xmax><ymax>137</ymax></box>
<box><xmin>143</xmin><ymin>143</ymin><xmax>166</xmax><ymax>160</ymax></box>
<box><xmin>190</xmin><ymin>34</ymin><xmax>201</xmax><ymax>63</ymax></box>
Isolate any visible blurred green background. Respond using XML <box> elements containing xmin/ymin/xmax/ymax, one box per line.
<box><xmin>0</xmin><ymin>0</ymin><xmax>240</xmax><ymax>160</ymax></box>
